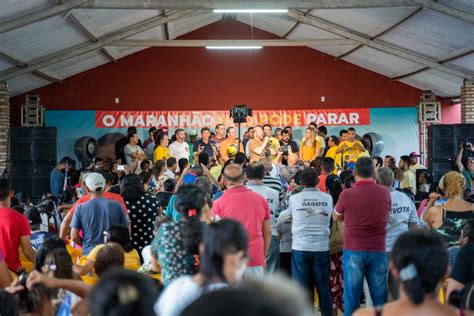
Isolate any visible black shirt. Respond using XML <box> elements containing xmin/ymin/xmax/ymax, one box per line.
<box><xmin>280</xmin><ymin>139</ymin><xmax>299</xmax><ymax>153</ymax></box>
<box><xmin>193</xmin><ymin>139</ymin><xmax>217</xmax><ymax>158</ymax></box>
<box><xmin>450</xmin><ymin>242</ymin><xmax>474</xmax><ymax>285</ymax></box>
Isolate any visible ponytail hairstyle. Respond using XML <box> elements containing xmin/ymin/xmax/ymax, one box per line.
<box><xmin>200</xmin><ymin>219</ymin><xmax>248</xmax><ymax>286</ymax></box>
<box><xmin>391</xmin><ymin>230</ymin><xmax>448</xmax><ymax>305</ymax></box>
<box><xmin>174</xmin><ymin>185</ymin><xmax>206</xmax><ymax>255</ymax></box>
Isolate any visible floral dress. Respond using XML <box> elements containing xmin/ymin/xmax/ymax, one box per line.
<box><xmin>153</xmin><ymin>221</ymin><xmax>197</xmax><ymax>286</ymax></box>
<box><xmin>124</xmin><ymin>193</ymin><xmax>159</xmax><ymax>253</ymax></box>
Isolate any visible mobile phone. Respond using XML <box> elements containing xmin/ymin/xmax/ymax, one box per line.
<box><xmin>117</xmin><ymin>165</ymin><xmax>125</xmax><ymax>171</ymax></box>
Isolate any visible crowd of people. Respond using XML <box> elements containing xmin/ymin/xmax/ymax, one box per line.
<box><xmin>0</xmin><ymin>122</ymin><xmax>473</xmax><ymax>316</ymax></box>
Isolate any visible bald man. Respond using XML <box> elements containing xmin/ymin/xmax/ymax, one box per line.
<box><xmin>212</xmin><ymin>164</ymin><xmax>272</xmax><ymax>278</ymax></box>
<box><xmin>248</xmin><ymin>126</ymin><xmax>270</xmax><ymax>163</ymax></box>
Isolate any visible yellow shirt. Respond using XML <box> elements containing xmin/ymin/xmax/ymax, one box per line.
<box><xmin>401</xmin><ymin>170</ymin><xmax>417</xmax><ymax>195</ymax></box>
<box><xmin>300</xmin><ymin>140</ymin><xmax>319</xmax><ymax>161</ymax></box>
<box><xmin>219</xmin><ymin>139</ymin><xmax>244</xmax><ymax>161</ymax></box>
<box><xmin>154</xmin><ymin>145</ymin><xmax>169</xmax><ymax>162</ymax></box>
<box><xmin>325</xmin><ymin>146</ymin><xmax>342</xmax><ymax>174</ymax></box>
<box><xmin>87</xmin><ymin>244</ymin><xmax>141</xmax><ymax>267</ymax></box>
<box><xmin>338</xmin><ymin>140</ymin><xmax>364</xmax><ymax>164</ymax></box>
<box><xmin>301</xmin><ymin>136</ymin><xmax>325</xmax><ymax>152</ymax></box>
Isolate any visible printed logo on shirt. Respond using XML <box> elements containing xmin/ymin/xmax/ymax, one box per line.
<box><xmin>390</xmin><ymin>203</ymin><xmax>411</xmax><ymax>214</ymax></box>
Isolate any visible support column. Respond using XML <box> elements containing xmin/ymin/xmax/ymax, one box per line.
<box><xmin>461</xmin><ymin>79</ymin><xmax>474</xmax><ymax>123</ymax></box>
<box><xmin>0</xmin><ymin>82</ymin><xmax>10</xmax><ymax>175</ymax></box>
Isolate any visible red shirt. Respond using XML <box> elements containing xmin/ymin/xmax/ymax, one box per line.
<box><xmin>212</xmin><ymin>186</ymin><xmax>270</xmax><ymax>267</ymax></box>
<box><xmin>70</xmin><ymin>192</ymin><xmax>128</xmax><ymax>216</ymax></box>
<box><xmin>0</xmin><ymin>207</ymin><xmax>31</xmax><ymax>272</ymax></box>
<box><xmin>334</xmin><ymin>179</ymin><xmax>391</xmax><ymax>252</ymax></box>
<box><xmin>318</xmin><ymin>174</ymin><xmax>328</xmax><ymax>192</ymax></box>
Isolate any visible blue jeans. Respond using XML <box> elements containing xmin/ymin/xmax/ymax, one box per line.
<box><xmin>292</xmin><ymin>250</ymin><xmax>332</xmax><ymax>316</ymax></box>
<box><xmin>343</xmin><ymin>250</ymin><xmax>388</xmax><ymax>316</ymax></box>
<box><xmin>265</xmin><ymin>236</ymin><xmax>280</xmax><ymax>274</ymax></box>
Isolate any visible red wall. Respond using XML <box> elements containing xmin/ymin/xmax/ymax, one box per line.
<box><xmin>441</xmin><ymin>102</ymin><xmax>461</xmax><ymax>124</ymax></box>
<box><xmin>10</xmin><ymin>19</ymin><xmax>422</xmax><ymax>126</ymax></box>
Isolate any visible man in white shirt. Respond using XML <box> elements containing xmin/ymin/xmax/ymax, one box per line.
<box><xmin>288</xmin><ymin>167</ymin><xmax>333</xmax><ymax>314</ymax></box>
<box><xmin>124</xmin><ymin>133</ymin><xmax>147</xmax><ymax>174</ymax></box>
<box><xmin>376</xmin><ymin>167</ymin><xmax>418</xmax><ymax>299</ymax></box>
<box><xmin>245</xmin><ymin>162</ymin><xmax>280</xmax><ymax>273</ymax></box>
<box><xmin>168</xmin><ymin>129</ymin><xmax>190</xmax><ymax>163</ymax></box>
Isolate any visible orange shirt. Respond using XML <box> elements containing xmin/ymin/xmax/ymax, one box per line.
<box><xmin>219</xmin><ymin>139</ymin><xmax>244</xmax><ymax>161</ymax></box>
<box><xmin>69</xmin><ymin>192</ymin><xmax>128</xmax><ymax>216</ymax></box>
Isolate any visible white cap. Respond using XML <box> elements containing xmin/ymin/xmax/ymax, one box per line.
<box><xmin>84</xmin><ymin>172</ymin><xmax>106</xmax><ymax>192</ymax></box>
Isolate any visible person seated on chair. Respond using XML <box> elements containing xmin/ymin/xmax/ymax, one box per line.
<box><xmin>74</xmin><ymin>225</ymin><xmax>139</xmax><ymax>276</ymax></box>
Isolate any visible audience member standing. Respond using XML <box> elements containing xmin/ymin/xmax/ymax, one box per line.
<box><xmin>124</xmin><ymin>132</ymin><xmax>147</xmax><ymax>174</ymax></box>
<box><xmin>154</xmin><ymin>185</ymin><xmax>208</xmax><ymax>286</ymax></box>
<box><xmin>399</xmin><ymin>155</ymin><xmax>417</xmax><ymax>194</ymax></box>
<box><xmin>336</xmin><ymin>127</ymin><xmax>365</xmax><ymax>170</ymax></box>
<box><xmin>143</xmin><ymin>127</ymin><xmax>157</xmax><ymax>159</ymax></box>
<box><xmin>115</xmin><ymin>126</ymin><xmax>142</xmax><ymax>164</ymax></box>
<box><xmin>70</xmin><ymin>173</ymin><xmax>129</xmax><ymax>255</ymax></box>
<box><xmin>300</xmin><ymin>128</ymin><xmax>320</xmax><ymax>166</ymax></box>
<box><xmin>211</xmin><ymin>124</ymin><xmax>226</xmax><ymax>146</ymax></box>
<box><xmin>333</xmin><ymin>157</ymin><xmax>391</xmax><ymax>316</ymax></box>
<box><xmin>325</xmin><ymin>136</ymin><xmax>342</xmax><ymax>173</ymax></box>
<box><xmin>193</xmin><ymin>128</ymin><xmax>218</xmax><ymax>162</ymax></box>
<box><xmin>121</xmin><ymin>174</ymin><xmax>159</xmax><ymax>253</ymax></box>
<box><xmin>50</xmin><ymin>156</ymin><xmax>74</xmax><ymax>196</ymax></box>
<box><xmin>376</xmin><ymin>167</ymin><xmax>419</xmax><ymax>299</ymax></box>
<box><xmin>153</xmin><ymin>132</ymin><xmax>170</xmax><ymax>162</ymax></box>
<box><xmin>219</xmin><ymin>127</ymin><xmax>244</xmax><ymax>162</ymax></box>
<box><xmin>456</xmin><ymin>143</ymin><xmax>474</xmax><ymax>194</ymax></box>
<box><xmin>213</xmin><ymin>164</ymin><xmax>271</xmax><ymax>278</ymax></box>
<box><xmin>0</xmin><ymin>178</ymin><xmax>36</xmax><ymax>273</ymax></box>
<box><xmin>245</xmin><ymin>163</ymin><xmax>280</xmax><ymax>273</ymax></box>
<box><xmin>288</xmin><ymin>168</ymin><xmax>333</xmax><ymax>315</ymax></box>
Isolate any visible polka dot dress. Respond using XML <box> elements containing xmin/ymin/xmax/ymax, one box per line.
<box><xmin>124</xmin><ymin>193</ymin><xmax>159</xmax><ymax>252</ymax></box>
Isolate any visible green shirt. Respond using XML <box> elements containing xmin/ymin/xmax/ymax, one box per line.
<box><xmin>462</xmin><ymin>168</ymin><xmax>474</xmax><ymax>191</ymax></box>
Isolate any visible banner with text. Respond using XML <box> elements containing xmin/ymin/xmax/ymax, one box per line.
<box><xmin>95</xmin><ymin>108</ymin><xmax>370</xmax><ymax>128</ymax></box>
<box><xmin>46</xmin><ymin>107</ymin><xmax>418</xmax><ymax>167</ymax></box>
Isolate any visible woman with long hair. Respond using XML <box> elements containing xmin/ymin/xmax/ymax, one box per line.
<box><xmin>354</xmin><ymin>230</ymin><xmax>460</xmax><ymax>316</ymax></box>
<box><xmin>423</xmin><ymin>171</ymin><xmax>474</xmax><ymax>267</ymax></box>
<box><xmin>155</xmin><ymin>219</ymin><xmax>248</xmax><ymax>316</ymax></box>
<box><xmin>121</xmin><ymin>174</ymin><xmax>159</xmax><ymax>253</ymax></box>
<box><xmin>152</xmin><ymin>185</ymin><xmax>208</xmax><ymax>286</ymax></box>
<box><xmin>300</xmin><ymin>128</ymin><xmax>320</xmax><ymax>166</ymax></box>
<box><xmin>154</xmin><ymin>132</ymin><xmax>170</xmax><ymax>162</ymax></box>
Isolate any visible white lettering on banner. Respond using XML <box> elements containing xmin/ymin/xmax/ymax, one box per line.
<box><xmin>121</xmin><ymin>115</ymin><xmax>134</xmax><ymax>127</ymax></box>
<box><xmin>191</xmin><ymin>115</ymin><xmax>201</xmax><ymax>126</ymax></box>
<box><xmin>180</xmin><ymin>114</ymin><xmax>191</xmax><ymax>126</ymax></box>
<box><xmin>134</xmin><ymin>115</ymin><xmax>145</xmax><ymax>127</ymax></box>
<box><xmin>202</xmin><ymin>114</ymin><xmax>214</xmax><ymax>126</ymax></box>
<box><xmin>327</xmin><ymin>113</ymin><xmax>337</xmax><ymax>124</ymax></box>
<box><xmin>146</xmin><ymin>115</ymin><xmax>157</xmax><ymax>127</ymax></box>
<box><xmin>168</xmin><ymin>114</ymin><xmax>178</xmax><ymax>127</ymax></box>
<box><xmin>349</xmin><ymin>113</ymin><xmax>359</xmax><ymax>124</ymax></box>
<box><xmin>102</xmin><ymin>115</ymin><xmax>115</xmax><ymax>127</ymax></box>
<box><xmin>306</xmin><ymin>113</ymin><xmax>316</xmax><ymax>123</ymax></box>
<box><xmin>339</xmin><ymin>113</ymin><xmax>349</xmax><ymax>124</ymax></box>
<box><xmin>157</xmin><ymin>115</ymin><xmax>167</xmax><ymax>127</ymax></box>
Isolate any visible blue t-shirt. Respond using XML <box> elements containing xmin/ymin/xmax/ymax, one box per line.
<box><xmin>71</xmin><ymin>198</ymin><xmax>129</xmax><ymax>255</ymax></box>
<box><xmin>50</xmin><ymin>168</ymin><xmax>65</xmax><ymax>196</ymax></box>
<box><xmin>30</xmin><ymin>231</ymin><xmax>55</xmax><ymax>250</ymax></box>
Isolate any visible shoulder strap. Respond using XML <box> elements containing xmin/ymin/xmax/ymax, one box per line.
<box><xmin>441</xmin><ymin>203</ymin><xmax>446</xmax><ymax>221</ymax></box>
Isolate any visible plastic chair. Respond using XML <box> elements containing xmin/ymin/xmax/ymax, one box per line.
<box><xmin>19</xmin><ymin>248</ymin><xmax>33</xmax><ymax>273</ymax></box>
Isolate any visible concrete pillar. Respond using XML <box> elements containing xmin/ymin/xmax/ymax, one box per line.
<box><xmin>0</xmin><ymin>82</ymin><xmax>9</xmax><ymax>174</ymax></box>
<box><xmin>461</xmin><ymin>79</ymin><xmax>474</xmax><ymax>123</ymax></box>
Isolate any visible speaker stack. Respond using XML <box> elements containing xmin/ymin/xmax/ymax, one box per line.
<box><xmin>10</xmin><ymin>127</ymin><xmax>57</xmax><ymax>198</ymax></box>
<box><xmin>428</xmin><ymin>124</ymin><xmax>474</xmax><ymax>182</ymax></box>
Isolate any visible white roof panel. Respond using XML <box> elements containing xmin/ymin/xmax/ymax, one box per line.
<box><xmin>0</xmin><ymin>1</ymin><xmax>55</xmax><ymax>24</ymax></box>
<box><xmin>168</xmin><ymin>11</ymin><xmax>222</xmax><ymax>39</ymax></box>
<box><xmin>399</xmin><ymin>69</ymin><xmax>464</xmax><ymax>97</ymax></box>
<box><xmin>7</xmin><ymin>73</ymin><xmax>51</xmax><ymax>97</ymax></box>
<box><xmin>43</xmin><ymin>51</ymin><xmax>110</xmax><ymax>79</ymax></box>
<box><xmin>438</xmin><ymin>0</ymin><xmax>474</xmax><ymax>14</ymax></box>
<box><xmin>0</xmin><ymin>15</ymin><xmax>90</xmax><ymax>61</ymax></box>
<box><xmin>0</xmin><ymin>58</ymin><xmax>15</xmax><ymax>72</ymax></box>
<box><xmin>309</xmin><ymin>7</ymin><xmax>420</xmax><ymax>37</ymax></box>
<box><xmin>235</xmin><ymin>14</ymin><xmax>296</xmax><ymax>37</ymax></box>
<box><xmin>445</xmin><ymin>53</ymin><xmax>474</xmax><ymax>73</ymax></box>
<box><xmin>343</xmin><ymin>46</ymin><xmax>424</xmax><ymax>77</ymax></box>
<box><xmin>378</xmin><ymin>9</ymin><xmax>474</xmax><ymax>59</ymax></box>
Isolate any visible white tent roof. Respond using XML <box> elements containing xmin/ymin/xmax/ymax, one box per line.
<box><xmin>1</xmin><ymin>0</ymin><xmax>473</xmax><ymax>97</ymax></box>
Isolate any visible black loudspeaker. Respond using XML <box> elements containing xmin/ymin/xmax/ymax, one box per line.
<box><xmin>428</xmin><ymin>125</ymin><xmax>455</xmax><ymax>160</ymax></box>
<box><xmin>428</xmin><ymin>124</ymin><xmax>474</xmax><ymax>182</ymax></box>
<box><xmin>11</xmin><ymin>163</ymin><xmax>55</xmax><ymax>198</ymax></box>
<box><xmin>10</xmin><ymin>127</ymin><xmax>57</xmax><ymax>163</ymax></box>
<box><xmin>10</xmin><ymin>127</ymin><xmax>57</xmax><ymax>198</ymax></box>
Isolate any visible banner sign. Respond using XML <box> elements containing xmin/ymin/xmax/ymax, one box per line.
<box><xmin>46</xmin><ymin>107</ymin><xmax>418</xmax><ymax>166</ymax></box>
<box><xmin>95</xmin><ymin>108</ymin><xmax>370</xmax><ymax>128</ymax></box>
